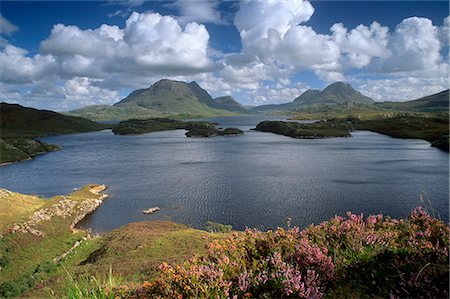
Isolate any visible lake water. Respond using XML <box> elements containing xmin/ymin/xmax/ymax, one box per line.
<box><xmin>0</xmin><ymin>115</ymin><xmax>448</xmax><ymax>233</ymax></box>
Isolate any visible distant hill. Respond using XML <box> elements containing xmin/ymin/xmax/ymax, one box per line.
<box><xmin>0</xmin><ymin>102</ymin><xmax>107</xmax><ymax>164</ymax></box>
<box><xmin>375</xmin><ymin>89</ymin><xmax>449</xmax><ymax>112</ymax></box>
<box><xmin>253</xmin><ymin>82</ymin><xmax>374</xmax><ymax>112</ymax></box>
<box><xmin>115</xmin><ymin>79</ymin><xmax>251</xmax><ymax>115</ymax></box>
<box><xmin>69</xmin><ymin>79</ymin><xmax>251</xmax><ymax>121</ymax></box>
<box><xmin>67</xmin><ymin>105</ymin><xmax>162</xmax><ymax>122</ymax></box>
<box><xmin>0</xmin><ymin>102</ymin><xmax>106</xmax><ymax>138</ymax></box>
<box><xmin>213</xmin><ymin>96</ymin><xmax>251</xmax><ymax>114</ymax></box>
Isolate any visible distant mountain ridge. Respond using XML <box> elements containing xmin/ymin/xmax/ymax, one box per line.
<box><xmin>115</xmin><ymin>79</ymin><xmax>251</xmax><ymax>114</ymax></box>
<box><xmin>1</xmin><ymin>102</ymin><xmax>106</xmax><ymax>138</ymax></box>
<box><xmin>69</xmin><ymin>79</ymin><xmax>250</xmax><ymax>121</ymax></box>
<box><xmin>375</xmin><ymin>89</ymin><xmax>449</xmax><ymax>112</ymax></box>
<box><xmin>254</xmin><ymin>82</ymin><xmax>375</xmax><ymax>112</ymax></box>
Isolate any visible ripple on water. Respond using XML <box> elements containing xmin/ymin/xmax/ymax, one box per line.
<box><xmin>0</xmin><ymin>117</ymin><xmax>448</xmax><ymax>233</ymax></box>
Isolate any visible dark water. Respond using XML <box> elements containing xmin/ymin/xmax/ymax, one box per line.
<box><xmin>0</xmin><ymin>115</ymin><xmax>448</xmax><ymax>232</ymax></box>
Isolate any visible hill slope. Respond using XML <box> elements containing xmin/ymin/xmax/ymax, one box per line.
<box><xmin>69</xmin><ymin>80</ymin><xmax>250</xmax><ymax>121</ymax></box>
<box><xmin>1</xmin><ymin>103</ymin><xmax>106</xmax><ymax>138</ymax></box>
<box><xmin>253</xmin><ymin>82</ymin><xmax>374</xmax><ymax>112</ymax></box>
<box><xmin>115</xmin><ymin>79</ymin><xmax>251</xmax><ymax>115</ymax></box>
<box><xmin>0</xmin><ymin>103</ymin><xmax>106</xmax><ymax>164</ymax></box>
<box><xmin>375</xmin><ymin>89</ymin><xmax>449</xmax><ymax>112</ymax></box>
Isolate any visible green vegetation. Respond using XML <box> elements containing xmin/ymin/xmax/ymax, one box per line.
<box><xmin>205</xmin><ymin>221</ymin><xmax>233</xmax><ymax>233</ymax></box>
<box><xmin>1</xmin><ymin>187</ymin><xmax>448</xmax><ymax>298</ymax></box>
<box><xmin>1</xmin><ymin>103</ymin><xmax>107</xmax><ymax>138</ymax></box>
<box><xmin>0</xmin><ymin>102</ymin><xmax>108</xmax><ymax>164</ymax></box>
<box><xmin>352</xmin><ymin>113</ymin><xmax>449</xmax><ymax>151</ymax></box>
<box><xmin>106</xmin><ymin>207</ymin><xmax>448</xmax><ymax>298</ymax></box>
<box><xmin>0</xmin><ymin>185</ymin><xmax>109</xmax><ymax>298</ymax></box>
<box><xmin>66</xmin><ymin>105</ymin><xmax>163</xmax><ymax>122</ymax></box>
<box><xmin>112</xmin><ymin>118</ymin><xmax>185</xmax><ymax>135</ymax></box>
<box><xmin>254</xmin><ymin>120</ymin><xmax>351</xmax><ymax>138</ymax></box>
<box><xmin>0</xmin><ymin>138</ymin><xmax>61</xmax><ymax>165</ymax></box>
<box><xmin>254</xmin><ymin>82</ymin><xmax>374</xmax><ymax>112</ymax></box>
<box><xmin>69</xmin><ymin>79</ymin><xmax>250</xmax><ymax>121</ymax></box>
<box><xmin>113</xmin><ymin>118</ymin><xmax>243</xmax><ymax>138</ymax></box>
<box><xmin>375</xmin><ymin>89</ymin><xmax>449</xmax><ymax>112</ymax></box>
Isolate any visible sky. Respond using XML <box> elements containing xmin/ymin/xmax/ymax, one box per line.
<box><xmin>0</xmin><ymin>0</ymin><xmax>449</xmax><ymax>111</ymax></box>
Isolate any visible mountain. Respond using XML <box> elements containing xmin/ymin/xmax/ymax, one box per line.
<box><xmin>114</xmin><ymin>79</ymin><xmax>251</xmax><ymax>116</ymax></box>
<box><xmin>213</xmin><ymin>96</ymin><xmax>251</xmax><ymax>114</ymax></box>
<box><xmin>69</xmin><ymin>79</ymin><xmax>251</xmax><ymax>121</ymax></box>
<box><xmin>253</xmin><ymin>82</ymin><xmax>374</xmax><ymax>112</ymax></box>
<box><xmin>1</xmin><ymin>102</ymin><xmax>106</xmax><ymax>138</ymax></box>
<box><xmin>292</xmin><ymin>89</ymin><xmax>321</xmax><ymax>104</ymax></box>
<box><xmin>375</xmin><ymin>89</ymin><xmax>449</xmax><ymax>112</ymax></box>
<box><xmin>0</xmin><ymin>102</ymin><xmax>107</xmax><ymax>164</ymax></box>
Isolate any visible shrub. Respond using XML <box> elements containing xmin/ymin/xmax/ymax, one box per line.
<box><xmin>109</xmin><ymin>207</ymin><xmax>449</xmax><ymax>298</ymax></box>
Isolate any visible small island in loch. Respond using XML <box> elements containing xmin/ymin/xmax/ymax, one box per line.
<box><xmin>113</xmin><ymin>118</ymin><xmax>243</xmax><ymax>137</ymax></box>
<box><xmin>254</xmin><ymin>120</ymin><xmax>352</xmax><ymax>138</ymax></box>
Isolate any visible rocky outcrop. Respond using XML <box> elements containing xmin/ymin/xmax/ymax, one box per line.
<box><xmin>7</xmin><ymin>185</ymin><xmax>109</xmax><ymax>237</ymax></box>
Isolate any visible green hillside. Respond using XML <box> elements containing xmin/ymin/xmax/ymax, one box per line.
<box><xmin>68</xmin><ymin>79</ymin><xmax>251</xmax><ymax>121</ymax></box>
<box><xmin>375</xmin><ymin>89</ymin><xmax>449</xmax><ymax>112</ymax></box>
<box><xmin>253</xmin><ymin>82</ymin><xmax>374</xmax><ymax>112</ymax></box>
<box><xmin>0</xmin><ymin>103</ymin><xmax>107</xmax><ymax>164</ymax></box>
<box><xmin>1</xmin><ymin>103</ymin><xmax>106</xmax><ymax>138</ymax></box>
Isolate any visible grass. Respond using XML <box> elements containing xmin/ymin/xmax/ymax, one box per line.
<box><xmin>352</xmin><ymin>113</ymin><xmax>449</xmax><ymax>151</ymax></box>
<box><xmin>0</xmin><ymin>185</ymin><xmax>108</xmax><ymax>298</ymax></box>
<box><xmin>254</xmin><ymin>120</ymin><xmax>352</xmax><ymax>138</ymax></box>
<box><xmin>0</xmin><ymin>189</ymin><xmax>46</xmax><ymax>228</ymax></box>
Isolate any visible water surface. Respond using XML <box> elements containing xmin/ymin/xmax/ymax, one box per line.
<box><xmin>0</xmin><ymin>115</ymin><xmax>448</xmax><ymax>232</ymax></box>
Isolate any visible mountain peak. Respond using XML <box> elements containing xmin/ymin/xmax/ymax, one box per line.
<box><xmin>290</xmin><ymin>82</ymin><xmax>374</xmax><ymax>107</ymax></box>
<box><xmin>113</xmin><ymin>79</ymin><xmax>249</xmax><ymax>115</ymax></box>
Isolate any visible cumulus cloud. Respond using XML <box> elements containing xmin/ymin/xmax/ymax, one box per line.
<box><xmin>382</xmin><ymin>17</ymin><xmax>442</xmax><ymax>73</ymax></box>
<box><xmin>438</xmin><ymin>16</ymin><xmax>449</xmax><ymax>48</ymax></box>
<box><xmin>231</xmin><ymin>0</ymin><xmax>342</xmax><ymax>84</ymax></box>
<box><xmin>0</xmin><ymin>11</ymin><xmax>219</xmax><ymax>109</ymax></box>
<box><xmin>0</xmin><ymin>15</ymin><xmax>19</xmax><ymax>46</ymax></box>
<box><xmin>174</xmin><ymin>0</ymin><xmax>225</xmax><ymax>25</ymax></box>
<box><xmin>234</xmin><ymin>0</ymin><xmax>314</xmax><ymax>42</ymax></box>
<box><xmin>0</xmin><ymin>45</ymin><xmax>57</xmax><ymax>84</ymax></box>
<box><xmin>39</xmin><ymin>12</ymin><xmax>215</xmax><ymax>78</ymax></box>
<box><xmin>1</xmin><ymin>2</ymin><xmax>449</xmax><ymax>109</ymax></box>
<box><xmin>331</xmin><ymin>22</ymin><xmax>390</xmax><ymax>68</ymax></box>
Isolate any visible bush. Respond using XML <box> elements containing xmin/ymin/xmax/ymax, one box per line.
<box><xmin>107</xmin><ymin>207</ymin><xmax>448</xmax><ymax>298</ymax></box>
<box><xmin>205</xmin><ymin>221</ymin><xmax>232</xmax><ymax>233</ymax></box>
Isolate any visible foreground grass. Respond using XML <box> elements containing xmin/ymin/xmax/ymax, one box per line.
<box><xmin>0</xmin><ymin>185</ymin><xmax>108</xmax><ymax>298</ymax></box>
<box><xmin>2</xmin><ymin>186</ymin><xmax>448</xmax><ymax>298</ymax></box>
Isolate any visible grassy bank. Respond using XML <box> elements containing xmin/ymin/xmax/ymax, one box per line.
<box><xmin>0</xmin><ymin>185</ymin><xmax>109</xmax><ymax>298</ymax></box>
<box><xmin>1</xmin><ymin>186</ymin><xmax>448</xmax><ymax>298</ymax></box>
<box><xmin>108</xmin><ymin>208</ymin><xmax>449</xmax><ymax>299</ymax></box>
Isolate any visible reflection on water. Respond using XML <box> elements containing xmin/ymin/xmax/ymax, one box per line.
<box><xmin>0</xmin><ymin>115</ymin><xmax>448</xmax><ymax>233</ymax></box>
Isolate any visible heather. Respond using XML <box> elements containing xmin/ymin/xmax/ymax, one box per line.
<box><xmin>110</xmin><ymin>207</ymin><xmax>449</xmax><ymax>298</ymax></box>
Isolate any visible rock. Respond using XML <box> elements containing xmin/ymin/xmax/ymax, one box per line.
<box><xmin>143</xmin><ymin>207</ymin><xmax>160</xmax><ymax>214</ymax></box>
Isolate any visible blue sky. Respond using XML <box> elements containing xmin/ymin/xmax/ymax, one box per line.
<box><xmin>0</xmin><ymin>0</ymin><xmax>448</xmax><ymax>110</ymax></box>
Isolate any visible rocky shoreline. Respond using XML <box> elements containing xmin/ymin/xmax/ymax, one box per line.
<box><xmin>5</xmin><ymin>184</ymin><xmax>109</xmax><ymax>237</ymax></box>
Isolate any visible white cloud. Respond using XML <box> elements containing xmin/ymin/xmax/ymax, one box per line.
<box><xmin>234</xmin><ymin>0</ymin><xmax>314</xmax><ymax>42</ymax></box>
<box><xmin>382</xmin><ymin>17</ymin><xmax>442</xmax><ymax>73</ymax></box>
<box><xmin>331</xmin><ymin>22</ymin><xmax>390</xmax><ymax>68</ymax></box>
<box><xmin>0</xmin><ymin>15</ymin><xmax>19</xmax><ymax>46</ymax></box>
<box><xmin>174</xmin><ymin>0</ymin><xmax>225</xmax><ymax>25</ymax></box>
<box><xmin>439</xmin><ymin>16</ymin><xmax>449</xmax><ymax>48</ymax></box>
<box><xmin>356</xmin><ymin>75</ymin><xmax>448</xmax><ymax>102</ymax></box>
<box><xmin>0</xmin><ymin>11</ymin><xmax>219</xmax><ymax>109</ymax></box>
<box><xmin>0</xmin><ymin>14</ymin><xmax>18</xmax><ymax>36</ymax></box>
<box><xmin>0</xmin><ymin>45</ymin><xmax>57</xmax><ymax>84</ymax></box>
